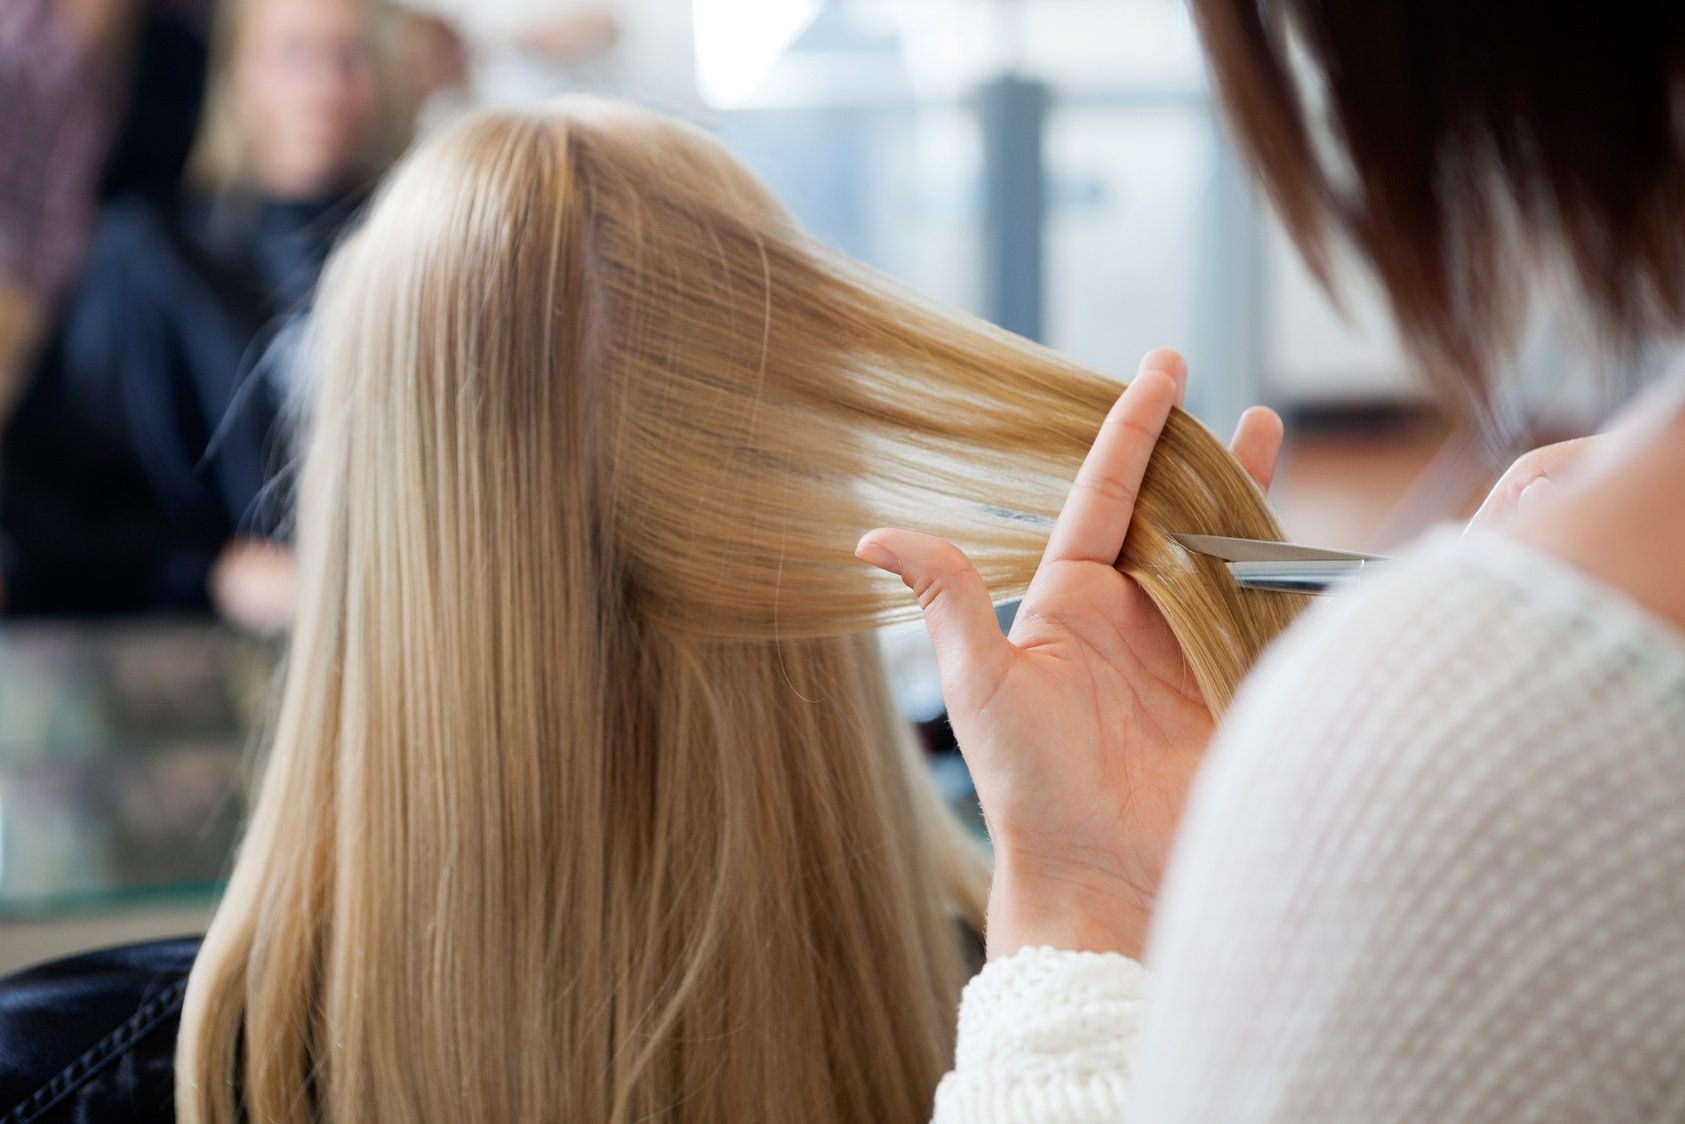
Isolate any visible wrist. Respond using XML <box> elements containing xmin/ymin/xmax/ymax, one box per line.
<box><xmin>986</xmin><ymin>849</ymin><xmax>1153</xmax><ymax>962</ymax></box>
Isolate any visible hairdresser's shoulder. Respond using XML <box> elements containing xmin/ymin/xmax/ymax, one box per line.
<box><xmin>0</xmin><ymin>937</ymin><xmax>199</xmax><ymax>1124</ymax></box>
<box><xmin>1205</xmin><ymin>520</ymin><xmax>1685</xmax><ymax>797</ymax></box>
<box><xmin>1136</xmin><ymin>527</ymin><xmax>1685</xmax><ymax>1120</ymax></box>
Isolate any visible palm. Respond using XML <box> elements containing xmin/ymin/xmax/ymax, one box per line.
<box><xmin>859</xmin><ymin>352</ymin><xmax>1283</xmax><ymax>958</ymax></box>
<box><xmin>954</xmin><ymin>556</ymin><xmax>1210</xmax><ymax>912</ymax></box>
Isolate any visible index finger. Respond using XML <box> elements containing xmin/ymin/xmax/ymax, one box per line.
<box><xmin>1040</xmin><ymin>369</ymin><xmax>1179</xmax><ymax>567</ymax></box>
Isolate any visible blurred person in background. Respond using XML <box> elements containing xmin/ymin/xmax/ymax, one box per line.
<box><xmin>396</xmin><ymin>0</ymin><xmax>695</xmax><ymax>114</ymax></box>
<box><xmin>0</xmin><ymin>0</ymin><xmax>231</xmax><ymax>423</ymax></box>
<box><xmin>0</xmin><ymin>0</ymin><xmax>413</xmax><ymax>629</ymax></box>
<box><xmin>0</xmin><ymin>0</ymin><xmax>148</xmax><ymax>420</ymax></box>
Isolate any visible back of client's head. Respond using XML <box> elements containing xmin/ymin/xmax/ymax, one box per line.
<box><xmin>178</xmin><ymin>98</ymin><xmax>1305</xmax><ymax>1123</ymax></box>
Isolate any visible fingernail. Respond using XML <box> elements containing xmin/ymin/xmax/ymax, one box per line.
<box><xmin>855</xmin><ymin>541</ymin><xmax>903</xmax><ymax>575</ymax></box>
<box><xmin>1518</xmin><ymin>475</ymin><xmax>1557</xmax><ymax>513</ymax></box>
<box><xmin>1137</xmin><ymin>347</ymin><xmax>1183</xmax><ymax>378</ymax></box>
<box><xmin>1125</xmin><ymin>368</ymin><xmax>1177</xmax><ymax>405</ymax></box>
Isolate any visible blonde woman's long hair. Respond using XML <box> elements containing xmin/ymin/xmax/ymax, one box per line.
<box><xmin>177</xmin><ymin>98</ymin><xmax>1306</xmax><ymax>1123</ymax></box>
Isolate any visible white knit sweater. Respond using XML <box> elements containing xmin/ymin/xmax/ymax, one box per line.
<box><xmin>933</xmin><ymin>529</ymin><xmax>1685</xmax><ymax>1123</ymax></box>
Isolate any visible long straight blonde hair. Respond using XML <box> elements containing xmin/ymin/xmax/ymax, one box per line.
<box><xmin>177</xmin><ymin>98</ymin><xmax>1306</xmax><ymax>1123</ymax></box>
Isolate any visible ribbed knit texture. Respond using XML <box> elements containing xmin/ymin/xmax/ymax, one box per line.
<box><xmin>934</xmin><ymin>529</ymin><xmax>1685</xmax><ymax>1122</ymax></box>
<box><xmin>933</xmin><ymin>948</ymin><xmax>1149</xmax><ymax>1123</ymax></box>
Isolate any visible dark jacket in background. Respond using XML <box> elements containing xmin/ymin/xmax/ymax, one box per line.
<box><xmin>0</xmin><ymin>188</ymin><xmax>358</xmax><ymax>615</ymax></box>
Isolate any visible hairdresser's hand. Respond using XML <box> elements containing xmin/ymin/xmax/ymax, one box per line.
<box><xmin>857</xmin><ymin>349</ymin><xmax>1282</xmax><ymax>962</ymax></box>
<box><xmin>1466</xmin><ymin>435</ymin><xmax>1607</xmax><ymax>531</ymax></box>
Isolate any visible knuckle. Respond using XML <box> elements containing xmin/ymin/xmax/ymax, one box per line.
<box><xmin>1508</xmin><ymin>435</ymin><xmax>1593</xmax><ymax>478</ymax></box>
<box><xmin>911</xmin><ymin>569</ymin><xmax>957</xmax><ymax>612</ymax></box>
<box><xmin>1506</xmin><ymin>447</ymin><xmax>1549</xmax><ymax>476</ymax></box>
<box><xmin>1073</xmin><ymin>473</ymin><xmax>1139</xmax><ymax>507</ymax></box>
<box><xmin>1106</xmin><ymin>411</ymin><xmax>1165</xmax><ymax>444</ymax></box>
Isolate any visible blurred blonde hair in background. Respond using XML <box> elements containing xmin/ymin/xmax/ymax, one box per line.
<box><xmin>187</xmin><ymin>0</ymin><xmax>410</xmax><ymax>194</ymax></box>
<box><xmin>177</xmin><ymin>98</ymin><xmax>1304</xmax><ymax>1123</ymax></box>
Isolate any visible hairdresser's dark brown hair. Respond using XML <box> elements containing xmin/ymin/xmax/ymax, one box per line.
<box><xmin>1189</xmin><ymin>0</ymin><xmax>1685</xmax><ymax>395</ymax></box>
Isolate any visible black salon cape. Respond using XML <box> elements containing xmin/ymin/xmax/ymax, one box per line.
<box><xmin>0</xmin><ymin>189</ymin><xmax>358</xmax><ymax>615</ymax></box>
<box><xmin>0</xmin><ymin>939</ymin><xmax>198</xmax><ymax>1124</ymax></box>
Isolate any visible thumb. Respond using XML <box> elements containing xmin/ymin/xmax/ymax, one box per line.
<box><xmin>1516</xmin><ymin>474</ymin><xmax>1558</xmax><ymax>513</ymax></box>
<box><xmin>856</xmin><ymin>528</ymin><xmax>1015</xmax><ymax>698</ymax></box>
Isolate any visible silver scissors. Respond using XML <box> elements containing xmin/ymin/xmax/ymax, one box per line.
<box><xmin>1170</xmin><ymin>533</ymin><xmax>1392</xmax><ymax>595</ymax></box>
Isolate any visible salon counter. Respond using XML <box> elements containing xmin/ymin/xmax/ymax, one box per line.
<box><xmin>0</xmin><ymin>622</ymin><xmax>272</xmax><ymax>973</ymax></box>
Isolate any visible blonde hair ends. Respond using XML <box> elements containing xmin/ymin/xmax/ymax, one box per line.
<box><xmin>178</xmin><ymin>99</ymin><xmax>1306</xmax><ymax>1123</ymax></box>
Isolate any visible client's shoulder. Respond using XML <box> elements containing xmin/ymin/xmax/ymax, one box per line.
<box><xmin>0</xmin><ymin>937</ymin><xmax>200</xmax><ymax>1124</ymax></box>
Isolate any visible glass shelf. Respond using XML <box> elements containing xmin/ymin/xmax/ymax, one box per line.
<box><xmin>0</xmin><ymin>616</ymin><xmax>986</xmax><ymax>921</ymax></box>
<box><xmin>0</xmin><ymin>621</ymin><xmax>277</xmax><ymax>920</ymax></box>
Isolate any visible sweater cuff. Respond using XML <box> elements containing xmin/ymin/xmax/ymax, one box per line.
<box><xmin>932</xmin><ymin>946</ymin><xmax>1149</xmax><ymax>1124</ymax></box>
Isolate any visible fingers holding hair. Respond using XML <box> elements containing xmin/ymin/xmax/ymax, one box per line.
<box><xmin>1230</xmin><ymin>405</ymin><xmax>1285</xmax><ymax>492</ymax></box>
<box><xmin>854</xmin><ymin>529</ymin><xmax>1015</xmax><ymax>699</ymax></box>
<box><xmin>1038</xmin><ymin>353</ymin><xmax>1182</xmax><ymax>568</ymax></box>
<box><xmin>1139</xmin><ymin>346</ymin><xmax>1189</xmax><ymax>408</ymax></box>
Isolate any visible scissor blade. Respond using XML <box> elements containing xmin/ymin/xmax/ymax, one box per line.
<box><xmin>1170</xmin><ymin>532</ymin><xmax>1386</xmax><ymax>564</ymax></box>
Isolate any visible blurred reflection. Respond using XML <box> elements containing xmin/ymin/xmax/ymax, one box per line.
<box><xmin>396</xmin><ymin>0</ymin><xmax>693</xmax><ymax>114</ymax></box>
<box><xmin>0</xmin><ymin>0</ymin><xmax>411</xmax><ymax>629</ymax></box>
<box><xmin>0</xmin><ymin>621</ymin><xmax>272</xmax><ymax>917</ymax></box>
